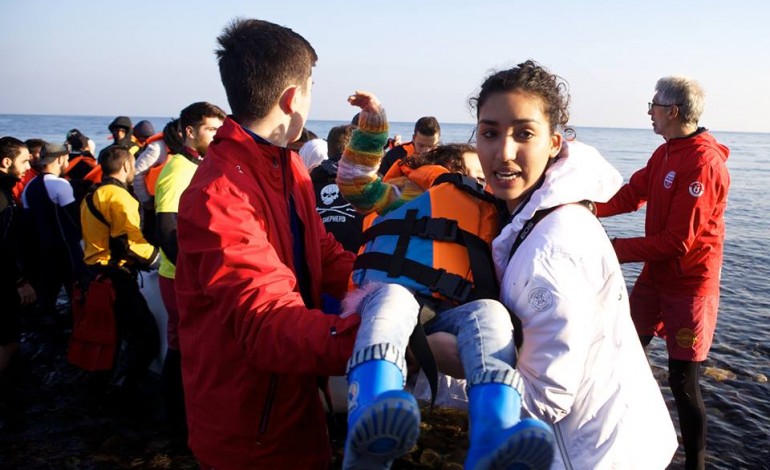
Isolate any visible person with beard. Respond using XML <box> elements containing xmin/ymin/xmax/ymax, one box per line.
<box><xmin>80</xmin><ymin>147</ymin><xmax>160</xmax><ymax>405</ymax></box>
<box><xmin>0</xmin><ymin>137</ymin><xmax>36</xmax><ymax>421</ymax></box>
<box><xmin>12</xmin><ymin>138</ymin><xmax>44</xmax><ymax>203</ymax></box>
<box><xmin>98</xmin><ymin>116</ymin><xmax>139</xmax><ymax>163</ymax></box>
<box><xmin>153</xmin><ymin>101</ymin><xmax>225</xmax><ymax>435</ymax></box>
<box><xmin>21</xmin><ymin>143</ymin><xmax>86</xmax><ymax>327</ymax></box>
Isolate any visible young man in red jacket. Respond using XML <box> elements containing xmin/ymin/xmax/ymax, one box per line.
<box><xmin>175</xmin><ymin>18</ymin><xmax>360</xmax><ymax>469</ymax></box>
<box><xmin>596</xmin><ymin>76</ymin><xmax>730</xmax><ymax>470</ymax></box>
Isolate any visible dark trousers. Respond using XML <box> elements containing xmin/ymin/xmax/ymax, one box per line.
<box><xmin>641</xmin><ymin>335</ymin><xmax>706</xmax><ymax>470</ymax></box>
<box><xmin>37</xmin><ymin>251</ymin><xmax>75</xmax><ymax>318</ymax></box>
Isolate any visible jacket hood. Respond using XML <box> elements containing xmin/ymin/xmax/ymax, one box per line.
<box><xmin>109</xmin><ymin>116</ymin><xmax>133</xmax><ymax>132</ymax></box>
<box><xmin>671</xmin><ymin>128</ymin><xmax>730</xmax><ymax>164</ymax></box>
<box><xmin>506</xmin><ymin>140</ymin><xmax>623</xmax><ymax>234</ymax></box>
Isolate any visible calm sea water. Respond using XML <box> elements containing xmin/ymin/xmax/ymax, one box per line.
<box><xmin>2</xmin><ymin>114</ymin><xmax>769</xmax><ymax>469</ymax></box>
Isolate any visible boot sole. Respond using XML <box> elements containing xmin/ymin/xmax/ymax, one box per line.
<box><xmin>343</xmin><ymin>391</ymin><xmax>421</xmax><ymax>470</ymax></box>
<box><xmin>476</xmin><ymin>419</ymin><xmax>555</xmax><ymax>470</ymax></box>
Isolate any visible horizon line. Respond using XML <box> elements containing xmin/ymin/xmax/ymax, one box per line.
<box><xmin>0</xmin><ymin>112</ymin><xmax>762</xmax><ymax>135</ymax></box>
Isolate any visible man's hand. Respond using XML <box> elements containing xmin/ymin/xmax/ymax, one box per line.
<box><xmin>348</xmin><ymin>91</ymin><xmax>383</xmax><ymax>114</ymax></box>
<box><xmin>16</xmin><ymin>281</ymin><xmax>36</xmax><ymax>306</ymax></box>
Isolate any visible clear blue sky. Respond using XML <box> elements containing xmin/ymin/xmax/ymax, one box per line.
<box><xmin>1</xmin><ymin>0</ymin><xmax>768</xmax><ymax>133</ymax></box>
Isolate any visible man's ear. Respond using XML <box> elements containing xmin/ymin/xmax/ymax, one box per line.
<box><xmin>278</xmin><ymin>85</ymin><xmax>299</xmax><ymax>114</ymax></box>
<box><xmin>0</xmin><ymin>156</ymin><xmax>11</xmax><ymax>170</ymax></box>
<box><xmin>669</xmin><ymin>104</ymin><xmax>680</xmax><ymax>119</ymax></box>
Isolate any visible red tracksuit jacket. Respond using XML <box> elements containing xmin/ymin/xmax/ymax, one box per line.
<box><xmin>596</xmin><ymin>129</ymin><xmax>730</xmax><ymax>296</ymax></box>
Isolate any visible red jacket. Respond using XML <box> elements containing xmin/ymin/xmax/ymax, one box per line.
<box><xmin>175</xmin><ymin>118</ymin><xmax>360</xmax><ymax>469</ymax></box>
<box><xmin>596</xmin><ymin>129</ymin><xmax>730</xmax><ymax>295</ymax></box>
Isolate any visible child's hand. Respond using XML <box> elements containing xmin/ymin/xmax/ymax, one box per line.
<box><xmin>348</xmin><ymin>91</ymin><xmax>382</xmax><ymax>114</ymax></box>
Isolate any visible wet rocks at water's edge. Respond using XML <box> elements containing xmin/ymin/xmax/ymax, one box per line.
<box><xmin>0</xmin><ymin>304</ymin><xmax>471</xmax><ymax>469</ymax></box>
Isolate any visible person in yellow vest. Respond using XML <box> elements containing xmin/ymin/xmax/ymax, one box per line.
<box><xmin>80</xmin><ymin>146</ymin><xmax>159</xmax><ymax>405</ymax></box>
<box><xmin>154</xmin><ymin>101</ymin><xmax>225</xmax><ymax>434</ymax></box>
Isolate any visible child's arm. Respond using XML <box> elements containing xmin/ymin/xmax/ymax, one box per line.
<box><xmin>336</xmin><ymin>91</ymin><xmax>401</xmax><ymax>215</ymax></box>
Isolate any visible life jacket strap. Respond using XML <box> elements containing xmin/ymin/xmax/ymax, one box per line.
<box><xmin>354</xmin><ymin>252</ymin><xmax>474</xmax><ymax>303</ymax></box>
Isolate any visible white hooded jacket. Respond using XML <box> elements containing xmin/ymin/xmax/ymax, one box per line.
<box><xmin>492</xmin><ymin>141</ymin><xmax>677</xmax><ymax>469</ymax></box>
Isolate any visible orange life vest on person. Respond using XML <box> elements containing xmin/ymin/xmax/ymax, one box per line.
<box><xmin>352</xmin><ymin>173</ymin><xmax>503</xmax><ymax>306</ymax></box>
<box><xmin>65</xmin><ymin>155</ymin><xmax>97</xmax><ymax>181</ymax></box>
<box><xmin>83</xmin><ymin>165</ymin><xmax>103</xmax><ymax>184</ymax></box>
<box><xmin>145</xmin><ymin>161</ymin><xmax>167</xmax><ymax>197</ymax></box>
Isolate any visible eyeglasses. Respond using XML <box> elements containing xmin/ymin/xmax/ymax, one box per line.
<box><xmin>648</xmin><ymin>102</ymin><xmax>682</xmax><ymax>111</ymax></box>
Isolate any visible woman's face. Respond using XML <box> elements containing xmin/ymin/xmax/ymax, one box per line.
<box><xmin>476</xmin><ymin>91</ymin><xmax>562</xmax><ymax>211</ymax></box>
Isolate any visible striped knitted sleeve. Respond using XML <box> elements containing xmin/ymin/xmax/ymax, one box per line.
<box><xmin>336</xmin><ymin>108</ymin><xmax>400</xmax><ymax>215</ymax></box>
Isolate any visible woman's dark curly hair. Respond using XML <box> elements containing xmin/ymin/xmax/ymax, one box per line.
<box><xmin>470</xmin><ymin>60</ymin><xmax>570</xmax><ymax>132</ymax></box>
<box><xmin>402</xmin><ymin>143</ymin><xmax>477</xmax><ymax>174</ymax></box>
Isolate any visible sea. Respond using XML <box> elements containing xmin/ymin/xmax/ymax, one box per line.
<box><xmin>2</xmin><ymin>114</ymin><xmax>769</xmax><ymax>469</ymax></box>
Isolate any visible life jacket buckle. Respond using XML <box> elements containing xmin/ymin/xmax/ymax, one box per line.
<box><xmin>419</xmin><ymin>218</ymin><xmax>458</xmax><ymax>241</ymax></box>
<box><xmin>429</xmin><ymin>269</ymin><xmax>472</xmax><ymax>303</ymax></box>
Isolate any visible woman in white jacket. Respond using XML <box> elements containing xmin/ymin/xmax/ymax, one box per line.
<box><xmin>470</xmin><ymin>60</ymin><xmax>678</xmax><ymax>469</ymax></box>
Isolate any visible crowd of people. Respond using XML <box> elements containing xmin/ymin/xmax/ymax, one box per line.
<box><xmin>0</xmin><ymin>17</ymin><xmax>730</xmax><ymax>470</ymax></box>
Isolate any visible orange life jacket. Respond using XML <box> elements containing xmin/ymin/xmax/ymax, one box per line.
<box><xmin>145</xmin><ymin>160</ymin><xmax>167</xmax><ymax>197</ymax></box>
<box><xmin>352</xmin><ymin>173</ymin><xmax>502</xmax><ymax>306</ymax></box>
<box><xmin>65</xmin><ymin>155</ymin><xmax>97</xmax><ymax>180</ymax></box>
<box><xmin>83</xmin><ymin>164</ymin><xmax>103</xmax><ymax>184</ymax></box>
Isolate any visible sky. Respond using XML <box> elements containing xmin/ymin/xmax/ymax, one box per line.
<box><xmin>1</xmin><ymin>0</ymin><xmax>768</xmax><ymax>133</ymax></box>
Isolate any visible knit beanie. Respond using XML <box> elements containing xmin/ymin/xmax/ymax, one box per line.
<box><xmin>133</xmin><ymin>120</ymin><xmax>156</xmax><ymax>139</ymax></box>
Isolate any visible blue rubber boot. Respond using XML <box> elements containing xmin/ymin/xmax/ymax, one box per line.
<box><xmin>342</xmin><ymin>359</ymin><xmax>421</xmax><ymax>470</ymax></box>
<box><xmin>465</xmin><ymin>383</ymin><xmax>555</xmax><ymax>470</ymax></box>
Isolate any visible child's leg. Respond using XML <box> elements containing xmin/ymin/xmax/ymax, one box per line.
<box><xmin>428</xmin><ymin>299</ymin><xmax>554</xmax><ymax>470</ymax></box>
<box><xmin>343</xmin><ymin>283</ymin><xmax>421</xmax><ymax>470</ymax></box>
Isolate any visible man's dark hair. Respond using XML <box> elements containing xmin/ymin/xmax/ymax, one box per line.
<box><xmin>326</xmin><ymin>125</ymin><xmax>355</xmax><ymax>160</ymax></box>
<box><xmin>23</xmin><ymin>138</ymin><xmax>45</xmax><ymax>156</ymax></box>
<box><xmin>163</xmin><ymin>118</ymin><xmax>184</xmax><ymax>155</ymax></box>
<box><xmin>215</xmin><ymin>18</ymin><xmax>317</xmax><ymax>123</ymax></box>
<box><xmin>414</xmin><ymin>116</ymin><xmax>440</xmax><ymax>137</ymax></box>
<box><xmin>68</xmin><ymin>134</ymin><xmax>89</xmax><ymax>152</ymax></box>
<box><xmin>1</xmin><ymin>136</ymin><xmax>28</xmax><ymax>160</ymax></box>
<box><xmin>180</xmin><ymin>102</ymin><xmax>227</xmax><ymax>131</ymax></box>
<box><xmin>100</xmin><ymin>146</ymin><xmax>132</xmax><ymax>176</ymax></box>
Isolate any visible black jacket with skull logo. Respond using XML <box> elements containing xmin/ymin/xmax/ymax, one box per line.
<box><xmin>310</xmin><ymin>159</ymin><xmax>363</xmax><ymax>253</ymax></box>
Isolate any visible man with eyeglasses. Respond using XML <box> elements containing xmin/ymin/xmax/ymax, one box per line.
<box><xmin>596</xmin><ymin>76</ymin><xmax>730</xmax><ymax>470</ymax></box>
